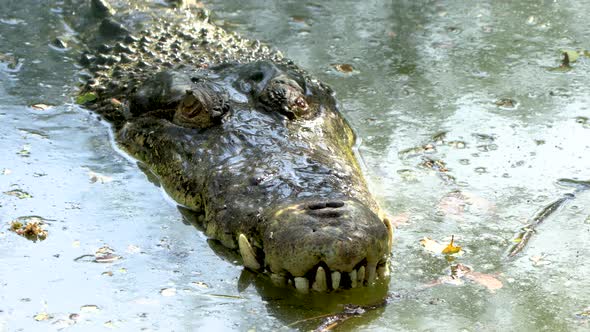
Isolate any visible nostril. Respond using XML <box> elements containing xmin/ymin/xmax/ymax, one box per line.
<box><xmin>307</xmin><ymin>200</ymin><xmax>345</xmax><ymax>210</ymax></box>
<box><xmin>326</xmin><ymin>201</ymin><xmax>345</xmax><ymax>208</ymax></box>
<box><xmin>308</xmin><ymin>202</ymin><xmax>326</xmax><ymax>210</ymax></box>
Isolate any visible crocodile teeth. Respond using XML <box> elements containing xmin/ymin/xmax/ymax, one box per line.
<box><xmin>383</xmin><ymin>217</ymin><xmax>394</xmax><ymax>249</ymax></box>
<box><xmin>377</xmin><ymin>262</ymin><xmax>390</xmax><ymax>279</ymax></box>
<box><xmin>238</xmin><ymin>234</ymin><xmax>261</xmax><ymax>270</ymax></box>
<box><xmin>358</xmin><ymin>266</ymin><xmax>366</xmax><ymax>286</ymax></box>
<box><xmin>331</xmin><ymin>271</ymin><xmax>341</xmax><ymax>290</ymax></box>
<box><xmin>349</xmin><ymin>270</ymin><xmax>358</xmax><ymax>288</ymax></box>
<box><xmin>312</xmin><ymin>267</ymin><xmax>328</xmax><ymax>292</ymax></box>
<box><xmin>294</xmin><ymin>277</ymin><xmax>309</xmax><ymax>293</ymax></box>
<box><xmin>366</xmin><ymin>263</ymin><xmax>377</xmax><ymax>284</ymax></box>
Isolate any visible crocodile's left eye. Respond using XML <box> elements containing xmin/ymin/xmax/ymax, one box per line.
<box><xmin>259</xmin><ymin>75</ymin><xmax>312</xmax><ymax>119</ymax></box>
<box><xmin>173</xmin><ymin>86</ymin><xmax>228</xmax><ymax>129</ymax></box>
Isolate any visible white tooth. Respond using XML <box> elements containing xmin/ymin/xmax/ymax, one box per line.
<box><xmin>331</xmin><ymin>271</ymin><xmax>341</xmax><ymax>290</ymax></box>
<box><xmin>312</xmin><ymin>267</ymin><xmax>328</xmax><ymax>292</ymax></box>
<box><xmin>383</xmin><ymin>218</ymin><xmax>394</xmax><ymax>250</ymax></box>
<box><xmin>294</xmin><ymin>277</ymin><xmax>309</xmax><ymax>293</ymax></box>
<box><xmin>377</xmin><ymin>262</ymin><xmax>390</xmax><ymax>279</ymax></box>
<box><xmin>367</xmin><ymin>263</ymin><xmax>377</xmax><ymax>284</ymax></box>
<box><xmin>270</xmin><ymin>273</ymin><xmax>286</xmax><ymax>287</ymax></box>
<box><xmin>358</xmin><ymin>266</ymin><xmax>366</xmax><ymax>286</ymax></box>
<box><xmin>349</xmin><ymin>270</ymin><xmax>357</xmax><ymax>288</ymax></box>
<box><xmin>238</xmin><ymin>234</ymin><xmax>261</xmax><ymax>270</ymax></box>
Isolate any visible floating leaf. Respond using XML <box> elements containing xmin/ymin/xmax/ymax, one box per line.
<box><xmin>80</xmin><ymin>305</ymin><xmax>100</xmax><ymax>313</ymax></box>
<box><xmin>30</xmin><ymin>103</ymin><xmax>53</xmax><ymax>111</ymax></box>
<box><xmin>4</xmin><ymin>188</ymin><xmax>32</xmax><ymax>199</ymax></box>
<box><xmin>420</xmin><ymin>236</ymin><xmax>463</xmax><ymax>256</ymax></box>
<box><xmin>33</xmin><ymin>312</ymin><xmax>52</xmax><ymax>321</ymax></box>
<box><xmin>563</xmin><ymin>50</ymin><xmax>579</xmax><ymax>63</ymax></box>
<box><xmin>332</xmin><ymin>63</ymin><xmax>355</xmax><ymax>73</ymax></box>
<box><xmin>10</xmin><ymin>218</ymin><xmax>48</xmax><ymax>242</ymax></box>
<box><xmin>76</xmin><ymin>92</ymin><xmax>97</xmax><ymax>104</ymax></box>
<box><xmin>442</xmin><ymin>235</ymin><xmax>462</xmax><ymax>255</ymax></box>
<box><xmin>464</xmin><ymin>271</ymin><xmax>503</xmax><ymax>293</ymax></box>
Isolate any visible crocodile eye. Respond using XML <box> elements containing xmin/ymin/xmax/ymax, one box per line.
<box><xmin>260</xmin><ymin>76</ymin><xmax>314</xmax><ymax>119</ymax></box>
<box><xmin>173</xmin><ymin>88</ymin><xmax>227</xmax><ymax>129</ymax></box>
<box><xmin>293</xmin><ymin>96</ymin><xmax>308</xmax><ymax>110</ymax></box>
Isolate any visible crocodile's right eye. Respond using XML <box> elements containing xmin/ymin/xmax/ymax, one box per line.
<box><xmin>259</xmin><ymin>75</ymin><xmax>313</xmax><ymax>120</ymax></box>
<box><xmin>173</xmin><ymin>86</ymin><xmax>228</xmax><ymax>129</ymax></box>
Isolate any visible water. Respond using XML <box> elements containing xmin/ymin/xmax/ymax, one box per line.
<box><xmin>1</xmin><ymin>0</ymin><xmax>589</xmax><ymax>331</ymax></box>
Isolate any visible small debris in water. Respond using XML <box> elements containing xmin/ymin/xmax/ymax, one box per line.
<box><xmin>425</xmin><ymin>264</ymin><xmax>503</xmax><ymax>293</ymax></box>
<box><xmin>420</xmin><ymin>158</ymin><xmax>448</xmax><ymax>172</ymax></box>
<box><xmin>447</xmin><ymin>141</ymin><xmax>466</xmax><ymax>149</ymax></box>
<box><xmin>33</xmin><ymin>312</ymin><xmax>52</xmax><ymax>321</ymax></box>
<box><xmin>4</xmin><ymin>188</ymin><xmax>32</xmax><ymax>199</ymax></box>
<box><xmin>104</xmin><ymin>320</ymin><xmax>116</xmax><ymax>328</ymax></box>
<box><xmin>332</xmin><ymin>63</ymin><xmax>355</xmax><ymax>73</ymax></box>
<box><xmin>495</xmin><ymin>98</ymin><xmax>517</xmax><ymax>109</ymax></box>
<box><xmin>191</xmin><ymin>281</ymin><xmax>209</xmax><ymax>289</ymax></box>
<box><xmin>75</xmin><ymin>245</ymin><xmax>122</xmax><ymax>263</ymax></box>
<box><xmin>10</xmin><ymin>217</ymin><xmax>49</xmax><ymax>242</ymax></box>
<box><xmin>17</xmin><ymin>144</ymin><xmax>31</xmax><ymax>157</ymax></box>
<box><xmin>30</xmin><ymin>103</ymin><xmax>53</xmax><ymax>111</ymax></box>
<box><xmin>160</xmin><ymin>288</ymin><xmax>177</xmax><ymax>296</ymax></box>
<box><xmin>88</xmin><ymin>170</ymin><xmax>113</xmax><ymax>184</ymax></box>
<box><xmin>94</xmin><ymin>246</ymin><xmax>122</xmax><ymax>263</ymax></box>
<box><xmin>80</xmin><ymin>305</ymin><xmax>101</xmax><ymax>313</ymax></box>
<box><xmin>530</xmin><ymin>254</ymin><xmax>551</xmax><ymax>267</ymax></box>
<box><xmin>1</xmin><ymin>168</ymin><xmax>11</xmax><ymax>175</ymax></box>
<box><xmin>576</xmin><ymin>307</ymin><xmax>590</xmax><ymax>319</ymax></box>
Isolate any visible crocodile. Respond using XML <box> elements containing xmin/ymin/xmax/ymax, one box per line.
<box><xmin>66</xmin><ymin>0</ymin><xmax>393</xmax><ymax>293</ymax></box>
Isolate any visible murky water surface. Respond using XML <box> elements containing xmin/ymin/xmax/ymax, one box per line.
<box><xmin>1</xmin><ymin>1</ymin><xmax>590</xmax><ymax>331</ymax></box>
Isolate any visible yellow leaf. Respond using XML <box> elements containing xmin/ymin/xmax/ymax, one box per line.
<box><xmin>442</xmin><ymin>235</ymin><xmax>462</xmax><ymax>255</ymax></box>
<box><xmin>33</xmin><ymin>312</ymin><xmax>51</xmax><ymax>321</ymax></box>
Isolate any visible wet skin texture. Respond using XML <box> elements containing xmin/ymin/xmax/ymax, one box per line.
<box><xmin>68</xmin><ymin>0</ymin><xmax>392</xmax><ymax>291</ymax></box>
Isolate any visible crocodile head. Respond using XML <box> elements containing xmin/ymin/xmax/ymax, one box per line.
<box><xmin>116</xmin><ymin>60</ymin><xmax>393</xmax><ymax>292</ymax></box>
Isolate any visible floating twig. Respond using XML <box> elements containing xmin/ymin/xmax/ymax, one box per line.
<box><xmin>287</xmin><ymin>293</ymin><xmax>397</xmax><ymax>331</ymax></box>
<box><xmin>508</xmin><ymin>193</ymin><xmax>574</xmax><ymax>257</ymax></box>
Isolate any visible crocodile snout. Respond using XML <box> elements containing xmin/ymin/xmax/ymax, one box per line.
<box><xmin>244</xmin><ymin>198</ymin><xmax>392</xmax><ymax>293</ymax></box>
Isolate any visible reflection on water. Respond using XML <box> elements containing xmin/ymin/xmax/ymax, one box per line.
<box><xmin>1</xmin><ymin>0</ymin><xmax>590</xmax><ymax>331</ymax></box>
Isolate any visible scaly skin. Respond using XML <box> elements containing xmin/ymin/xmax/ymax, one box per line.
<box><xmin>66</xmin><ymin>0</ymin><xmax>393</xmax><ymax>292</ymax></box>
